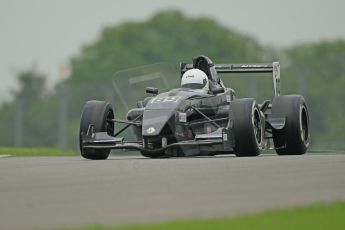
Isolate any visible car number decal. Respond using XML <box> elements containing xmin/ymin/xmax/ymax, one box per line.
<box><xmin>150</xmin><ymin>96</ymin><xmax>181</xmax><ymax>103</ymax></box>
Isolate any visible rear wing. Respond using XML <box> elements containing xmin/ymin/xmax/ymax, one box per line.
<box><xmin>181</xmin><ymin>62</ymin><xmax>281</xmax><ymax>96</ymax></box>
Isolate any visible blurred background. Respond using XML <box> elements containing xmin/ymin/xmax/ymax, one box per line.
<box><xmin>1</xmin><ymin>0</ymin><xmax>344</xmax><ymax>151</ymax></box>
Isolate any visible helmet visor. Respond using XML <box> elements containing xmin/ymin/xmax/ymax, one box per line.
<box><xmin>182</xmin><ymin>79</ymin><xmax>207</xmax><ymax>90</ymax></box>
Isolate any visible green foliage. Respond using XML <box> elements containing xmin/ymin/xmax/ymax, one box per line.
<box><xmin>70</xmin><ymin>10</ymin><xmax>264</xmax><ymax>82</ymax></box>
<box><xmin>0</xmin><ymin>69</ymin><xmax>61</xmax><ymax>147</ymax></box>
<box><xmin>58</xmin><ymin>202</ymin><xmax>345</xmax><ymax>230</ymax></box>
<box><xmin>0</xmin><ymin>147</ymin><xmax>77</xmax><ymax>156</ymax></box>
<box><xmin>0</xmin><ymin>102</ymin><xmax>15</xmax><ymax>145</ymax></box>
<box><xmin>13</xmin><ymin>68</ymin><xmax>47</xmax><ymax>103</ymax></box>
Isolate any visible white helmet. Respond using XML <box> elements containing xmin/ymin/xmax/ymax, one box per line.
<box><xmin>181</xmin><ymin>69</ymin><xmax>209</xmax><ymax>94</ymax></box>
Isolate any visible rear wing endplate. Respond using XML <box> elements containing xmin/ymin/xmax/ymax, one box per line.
<box><xmin>181</xmin><ymin>62</ymin><xmax>281</xmax><ymax>96</ymax></box>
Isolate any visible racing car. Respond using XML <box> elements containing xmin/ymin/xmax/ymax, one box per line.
<box><xmin>79</xmin><ymin>55</ymin><xmax>309</xmax><ymax>159</ymax></box>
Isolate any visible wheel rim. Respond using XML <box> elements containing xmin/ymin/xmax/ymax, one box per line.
<box><xmin>253</xmin><ymin>107</ymin><xmax>262</xmax><ymax>146</ymax></box>
<box><xmin>300</xmin><ymin>105</ymin><xmax>309</xmax><ymax>146</ymax></box>
<box><xmin>105</xmin><ymin>110</ymin><xmax>114</xmax><ymax>136</ymax></box>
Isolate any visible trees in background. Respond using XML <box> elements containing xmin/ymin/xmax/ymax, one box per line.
<box><xmin>0</xmin><ymin>69</ymin><xmax>59</xmax><ymax>147</ymax></box>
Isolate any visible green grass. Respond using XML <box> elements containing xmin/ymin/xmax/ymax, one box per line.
<box><xmin>59</xmin><ymin>202</ymin><xmax>345</xmax><ymax>230</ymax></box>
<box><xmin>0</xmin><ymin>147</ymin><xmax>78</xmax><ymax>157</ymax></box>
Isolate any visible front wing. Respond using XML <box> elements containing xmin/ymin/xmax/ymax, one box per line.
<box><xmin>81</xmin><ymin>127</ymin><xmax>233</xmax><ymax>154</ymax></box>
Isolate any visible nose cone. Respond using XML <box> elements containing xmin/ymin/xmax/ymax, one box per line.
<box><xmin>142</xmin><ymin>109</ymin><xmax>175</xmax><ymax>136</ymax></box>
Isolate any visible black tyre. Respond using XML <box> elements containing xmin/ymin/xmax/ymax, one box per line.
<box><xmin>140</xmin><ymin>151</ymin><xmax>166</xmax><ymax>158</ymax></box>
<box><xmin>140</xmin><ymin>138</ymin><xmax>165</xmax><ymax>158</ymax></box>
<box><xmin>231</xmin><ymin>98</ymin><xmax>263</xmax><ymax>157</ymax></box>
<box><xmin>79</xmin><ymin>101</ymin><xmax>114</xmax><ymax>160</ymax></box>
<box><xmin>271</xmin><ymin>95</ymin><xmax>309</xmax><ymax>155</ymax></box>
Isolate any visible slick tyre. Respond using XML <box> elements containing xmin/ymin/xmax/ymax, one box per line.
<box><xmin>231</xmin><ymin>98</ymin><xmax>263</xmax><ymax>157</ymax></box>
<box><xmin>140</xmin><ymin>151</ymin><xmax>166</xmax><ymax>158</ymax></box>
<box><xmin>79</xmin><ymin>101</ymin><xmax>114</xmax><ymax>160</ymax></box>
<box><xmin>140</xmin><ymin>138</ymin><xmax>165</xmax><ymax>158</ymax></box>
<box><xmin>271</xmin><ymin>95</ymin><xmax>309</xmax><ymax>155</ymax></box>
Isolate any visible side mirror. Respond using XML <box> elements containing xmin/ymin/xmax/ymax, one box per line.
<box><xmin>212</xmin><ymin>87</ymin><xmax>224</xmax><ymax>95</ymax></box>
<box><xmin>146</xmin><ymin>87</ymin><xmax>159</xmax><ymax>95</ymax></box>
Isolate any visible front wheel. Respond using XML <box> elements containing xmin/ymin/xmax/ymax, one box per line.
<box><xmin>140</xmin><ymin>138</ymin><xmax>166</xmax><ymax>158</ymax></box>
<box><xmin>231</xmin><ymin>98</ymin><xmax>263</xmax><ymax>157</ymax></box>
<box><xmin>79</xmin><ymin>100</ymin><xmax>114</xmax><ymax>160</ymax></box>
<box><xmin>271</xmin><ymin>95</ymin><xmax>309</xmax><ymax>155</ymax></box>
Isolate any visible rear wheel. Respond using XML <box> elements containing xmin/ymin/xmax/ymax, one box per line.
<box><xmin>231</xmin><ymin>98</ymin><xmax>263</xmax><ymax>157</ymax></box>
<box><xmin>79</xmin><ymin>101</ymin><xmax>114</xmax><ymax>160</ymax></box>
<box><xmin>271</xmin><ymin>95</ymin><xmax>309</xmax><ymax>155</ymax></box>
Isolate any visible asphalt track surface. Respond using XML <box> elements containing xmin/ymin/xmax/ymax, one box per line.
<box><xmin>0</xmin><ymin>153</ymin><xmax>345</xmax><ymax>230</ymax></box>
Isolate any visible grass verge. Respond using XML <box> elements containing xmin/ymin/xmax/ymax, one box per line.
<box><xmin>0</xmin><ymin>147</ymin><xmax>78</xmax><ymax>157</ymax></box>
<box><xmin>59</xmin><ymin>202</ymin><xmax>345</xmax><ymax>230</ymax></box>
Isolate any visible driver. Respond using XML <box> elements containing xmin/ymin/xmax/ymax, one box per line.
<box><xmin>181</xmin><ymin>69</ymin><xmax>210</xmax><ymax>94</ymax></box>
